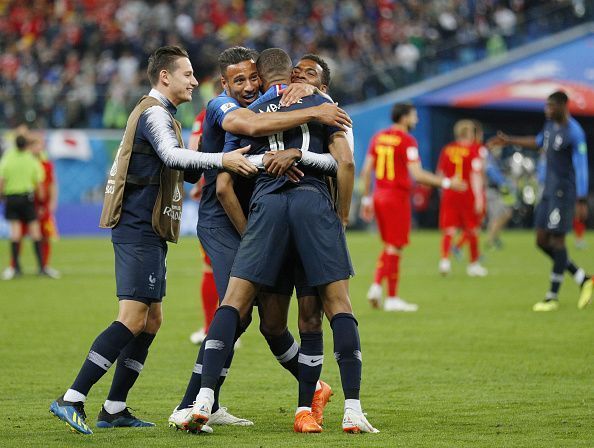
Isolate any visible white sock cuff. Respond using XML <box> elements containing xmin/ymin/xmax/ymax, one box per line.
<box><xmin>64</xmin><ymin>389</ymin><xmax>87</xmax><ymax>403</ymax></box>
<box><xmin>197</xmin><ymin>387</ymin><xmax>215</xmax><ymax>403</ymax></box>
<box><xmin>344</xmin><ymin>399</ymin><xmax>362</xmax><ymax>413</ymax></box>
<box><xmin>103</xmin><ymin>400</ymin><xmax>126</xmax><ymax>414</ymax></box>
<box><xmin>574</xmin><ymin>268</ymin><xmax>586</xmax><ymax>285</ymax></box>
<box><xmin>296</xmin><ymin>406</ymin><xmax>312</xmax><ymax>415</ymax></box>
<box><xmin>315</xmin><ymin>381</ymin><xmax>322</xmax><ymax>392</ymax></box>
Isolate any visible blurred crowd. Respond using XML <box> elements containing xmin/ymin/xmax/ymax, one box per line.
<box><xmin>0</xmin><ymin>0</ymin><xmax>590</xmax><ymax>129</ymax></box>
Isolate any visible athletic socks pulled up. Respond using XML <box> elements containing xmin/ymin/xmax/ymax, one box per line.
<box><xmin>330</xmin><ymin>313</ymin><xmax>361</xmax><ymax>400</ymax></box>
<box><xmin>264</xmin><ymin>328</ymin><xmax>299</xmax><ymax>380</ymax></box>
<box><xmin>200</xmin><ymin>306</ymin><xmax>240</xmax><ymax>391</ymax></box>
<box><xmin>297</xmin><ymin>332</ymin><xmax>323</xmax><ymax>408</ymax></box>
<box><xmin>107</xmin><ymin>332</ymin><xmax>156</xmax><ymax>403</ymax></box>
<box><xmin>69</xmin><ymin>321</ymin><xmax>135</xmax><ymax>397</ymax></box>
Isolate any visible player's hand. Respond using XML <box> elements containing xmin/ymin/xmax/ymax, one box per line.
<box><xmin>576</xmin><ymin>200</ymin><xmax>588</xmax><ymax>222</ymax></box>
<box><xmin>487</xmin><ymin>131</ymin><xmax>509</xmax><ymax>148</ymax></box>
<box><xmin>263</xmin><ymin>148</ymin><xmax>302</xmax><ymax>177</ymax></box>
<box><xmin>285</xmin><ymin>166</ymin><xmax>304</xmax><ymax>183</ymax></box>
<box><xmin>314</xmin><ymin>103</ymin><xmax>352</xmax><ymax>131</ymax></box>
<box><xmin>222</xmin><ymin>145</ymin><xmax>258</xmax><ymax>177</ymax></box>
<box><xmin>475</xmin><ymin>200</ymin><xmax>484</xmax><ymax>215</ymax></box>
<box><xmin>450</xmin><ymin>178</ymin><xmax>467</xmax><ymax>192</ymax></box>
<box><xmin>359</xmin><ymin>196</ymin><xmax>374</xmax><ymax>223</ymax></box>
<box><xmin>279</xmin><ymin>83</ymin><xmax>316</xmax><ymax>107</ymax></box>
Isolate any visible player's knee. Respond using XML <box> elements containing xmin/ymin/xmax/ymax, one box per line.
<box><xmin>259</xmin><ymin>319</ymin><xmax>286</xmax><ymax>337</ymax></box>
<box><xmin>298</xmin><ymin>313</ymin><xmax>323</xmax><ymax>333</ymax></box>
<box><xmin>119</xmin><ymin>316</ymin><xmax>147</xmax><ymax>336</ymax></box>
<box><xmin>144</xmin><ymin>313</ymin><xmax>163</xmax><ymax>334</ymax></box>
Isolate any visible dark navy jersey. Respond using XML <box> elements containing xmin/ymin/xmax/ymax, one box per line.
<box><xmin>536</xmin><ymin>117</ymin><xmax>588</xmax><ymax>200</ymax></box>
<box><xmin>112</xmin><ymin>90</ymin><xmax>177</xmax><ymax>246</ymax></box>
<box><xmin>225</xmin><ymin>84</ymin><xmax>341</xmax><ymax>203</ymax></box>
<box><xmin>198</xmin><ymin>92</ymin><xmax>242</xmax><ymax>227</ymax></box>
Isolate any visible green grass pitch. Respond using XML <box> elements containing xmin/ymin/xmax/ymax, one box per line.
<box><xmin>1</xmin><ymin>230</ymin><xmax>593</xmax><ymax>447</ymax></box>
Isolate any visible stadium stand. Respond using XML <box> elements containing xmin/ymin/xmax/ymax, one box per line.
<box><xmin>0</xmin><ymin>0</ymin><xmax>591</xmax><ymax>129</ymax></box>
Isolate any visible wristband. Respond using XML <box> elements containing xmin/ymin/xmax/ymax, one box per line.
<box><xmin>441</xmin><ymin>178</ymin><xmax>452</xmax><ymax>189</ymax></box>
<box><xmin>361</xmin><ymin>196</ymin><xmax>372</xmax><ymax>206</ymax></box>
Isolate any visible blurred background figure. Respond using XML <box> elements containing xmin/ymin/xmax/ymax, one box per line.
<box><xmin>437</xmin><ymin>120</ymin><xmax>487</xmax><ymax>277</ymax></box>
<box><xmin>16</xmin><ymin>132</ymin><xmax>61</xmax><ymax>278</ymax></box>
<box><xmin>0</xmin><ymin>129</ymin><xmax>47</xmax><ymax>279</ymax></box>
<box><xmin>484</xmin><ymin>147</ymin><xmax>514</xmax><ymax>249</ymax></box>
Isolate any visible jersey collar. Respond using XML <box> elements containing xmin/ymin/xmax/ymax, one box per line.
<box><xmin>148</xmin><ymin>88</ymin><xmax>177</xmax><ymax>116</ymax></box>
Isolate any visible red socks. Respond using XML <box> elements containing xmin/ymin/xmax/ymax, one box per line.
<box><xmin>201</xmin><ymin>271</ymin><xmax>218</xmax><ymax>332</ymax></box>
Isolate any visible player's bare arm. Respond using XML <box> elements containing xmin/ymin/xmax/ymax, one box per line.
<box><xmin>222</xmin><ymin>103</ymin><xmax>352</xmax><ymax>137</ymax></box>
<box><xmin>487</xmin><ymin>131</ymin><xmax>539</xmax><ymax>149</ymax></box>
<box><xmin>358</xmin><ymin>155</ymin><xmax>375</xmax><ymax>223</ymax></box>
<box><xmin>328</xmin><ymin>131</ymin><xmax>355</xmax><ymax>226</ymax></box>
<box><xmin>216</xmin><ymin>172</ymin><xmax>247</xmax><ymax>235</ymax></box>
<box><xmin>408</xmin><ymin>160</ymin><xmax>467</xmax><ymax>191</ymax></box>
<box><xmin>222</xmin><ymin>145</ymin><xmax>258</xmax><ymax>177</ymax></box>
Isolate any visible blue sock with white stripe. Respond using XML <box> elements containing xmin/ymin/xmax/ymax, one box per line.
<box><xmin>548</xmin><ymin>247</ymin><xmax>568</xmax><ymax>299</ymax></box>
<box><xmin>106</xmin><ymin>332</ymin><xmax>156</xmax><ymax>404</ymax></box>
<box><xmin>263</xmin><ymin>328</ymin><xmax>299</xmax><ymax>380</ymax></box>
<box><xmin>298</xmin><ymin>332</ymin><xmax>323</xmax><ymax>407</ymax></box>
<box><xmin>69</xmin><ymin>321</ymin><xmax>135</xmax><ymax>398</ymax></box>
<box><xmin>331</xmin><ymin>313</ymin><xmax>361</xmax><ymax>400</ymax></box>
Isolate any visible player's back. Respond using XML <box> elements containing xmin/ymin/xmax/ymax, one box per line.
<box><xmin>369</xmin><ymin>127</ymin><xmax>416</xmax><ymax>192</ymax></box>
<box><xmin>438</xmin><ymin>141</ymin><xmax>478</xmax><ymax>200</ymax></box>
<box><xmin>241</xmin><ymin>88</ymin><xmax>340</xmax><ymax>202</ymax></box>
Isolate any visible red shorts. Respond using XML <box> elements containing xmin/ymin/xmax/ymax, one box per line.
<box><xmin>439</xmin><ymin>196</ymin><xmax>479</xmax><ymax>230</ymax></box>
<box><xmin>373</xmin><ymin>189</ymin><xmax>411</xmax><ymax>247</ymax></box>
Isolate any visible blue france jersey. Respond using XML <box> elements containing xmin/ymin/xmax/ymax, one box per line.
<box><xmin>225</xmin><ymin>84</ymin><xmax>341</xmax><ymax>203</ymax></box>
<box><xmin>536</xmin><ymin>117</ymin><xmax>588</xmax><ymax>200</ymax></box>
<box><xmin>198</xmin><ymin>92</ymin><xmax>244</xmax><ymax>227</ymax></box>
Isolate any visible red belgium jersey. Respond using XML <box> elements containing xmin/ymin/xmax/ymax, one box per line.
<box><xmin>367</xmin><ymin>127</ymin><xmax>419</xmax><ymax>192</ymax></box>
<box><xmin>437</xmin><ymin>141</ymin><xmax>482</xmax><ymax>202</ymax></box>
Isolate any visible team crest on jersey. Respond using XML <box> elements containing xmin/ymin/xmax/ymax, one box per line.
<box><xmin>173</xmin><ymin>184</ymin><xmax>182</xmax><ymax>202</ymax></box>
<box><xmin>553</xmin><ymin>135</ymin><xmax>563</xmax><ymax>151</ymax></box>
<box><xmin>219</xmin><ymin>102</ymin><xmax>237</xmax><ymax>113</ymax></box>
<box><xmin>148</xmin><ymin>272</ymin><xmax>156</xmax><ymax>290</ymax></box>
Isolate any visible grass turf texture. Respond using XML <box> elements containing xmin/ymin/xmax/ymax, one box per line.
<box><xmin>0</xmin><ymin>230</ymin><xmax>593</xmax><ymax>447</ymax></box>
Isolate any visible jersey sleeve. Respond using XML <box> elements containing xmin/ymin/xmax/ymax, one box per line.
<box><xmin>223</xmin><ymin>132</ymin><xmax>241</xmax><ymax>153</ymax></box>
<box><xmin>405</xmin><ymin>136</ymin><xmax>419</xmax><ymax>162</ymax></box>
<box><xmin>535</xmin><ymin>129</ymin><xmax>544</xmax><ymax>148</ymax></box>
<box><xmin>210</xmin><ymin>96</ymin><xmax>241</xmax><ymax>128</ymax></box>
<box><xmin>570</xmin><ymin>120</ymin><xmax>589</xmax><ymax>198</ymax></box>
<box><xmin>140</xmin><ymin>106</ymin><xmax>223</xmax><ymax>170</ymax></box>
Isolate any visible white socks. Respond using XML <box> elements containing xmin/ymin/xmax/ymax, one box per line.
<box><xmin>315</xmin><ymin>381</ymin><xmax>322</xmax><ymax>392</ymax></box>
<box><xmin>574</xmin><ymin>268</ymin><xmax>586</xmax><ymax>285</ymax></box>
<box><xmin>345</xmin><ymin>399</ymin><xmax>362</xmax><ymax>413</ymax></box>
<box><xmin>64</xmin><ymin>389</ymin><xmax>86</xmax><ymax>403</ymax></box>
<box><xmin>296</xmin><ymin>406</ymin><xmax>312</xmax><ymax>415</ymax></box>
<box><xmin>196</xmin><ymin>387</ymin><xmax>215</xmax><ymax>404</ymax></box>
<box><xmin>104</xmin><ymin>400</ymin><xmax>126</xmax><ymax>414</ymax></box>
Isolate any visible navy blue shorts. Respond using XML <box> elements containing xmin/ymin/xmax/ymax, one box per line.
<box><xmin>231</xmin><ymin>186</ymin><xmax>354</xmax><ymax>287</ymax></box>
<box><xmin>113</xmin><ymin>242</ymin><xmax>167</xmax><ymax>304</ymax></box>
<box><xmin>534</xmin><ymin>195</ymin><xmax>574</xmax><ymax>234</ymax></box>
<box><xmin>265</xmin><ymin>246</ymin><xmax>318</xmax><ymax>297</ymax></box>
<box><xmin>197</xmin><ymin>224</ymin><xmax>241</xmax><ymax>299</ymax></box>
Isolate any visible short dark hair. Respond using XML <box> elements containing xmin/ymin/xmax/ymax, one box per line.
<box><xmin>391</xmin><ymin>103</ymin><xmax>415</xmax><ymax>123</ymax></box>
<box><xmin>218</xmin><ymin>46</ymin><xmax>258</xmax><ymax>76</ymax></box>
<box><xmin>548</xmin><ymin>90</ymin><xmax>568</xmax><ymax>105</ymax></box>
<box><xmin>15</xmin><ymin>135</ymin><xmax>28</xmax><ymax>150</ymax></box>
<box><xmin>256</xmin><ymin>48</ymin><xmax>292</xmax><ymax>84</ymax></box>
<box><xmin>300</xmin><ymin>53</ymin><xmax>331</xmax><ymax>87</ymax></box>
<box><xmin>147</xmin><ymin>46</ymin><xmax>189</xmax><ymax>86</ymax></box>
